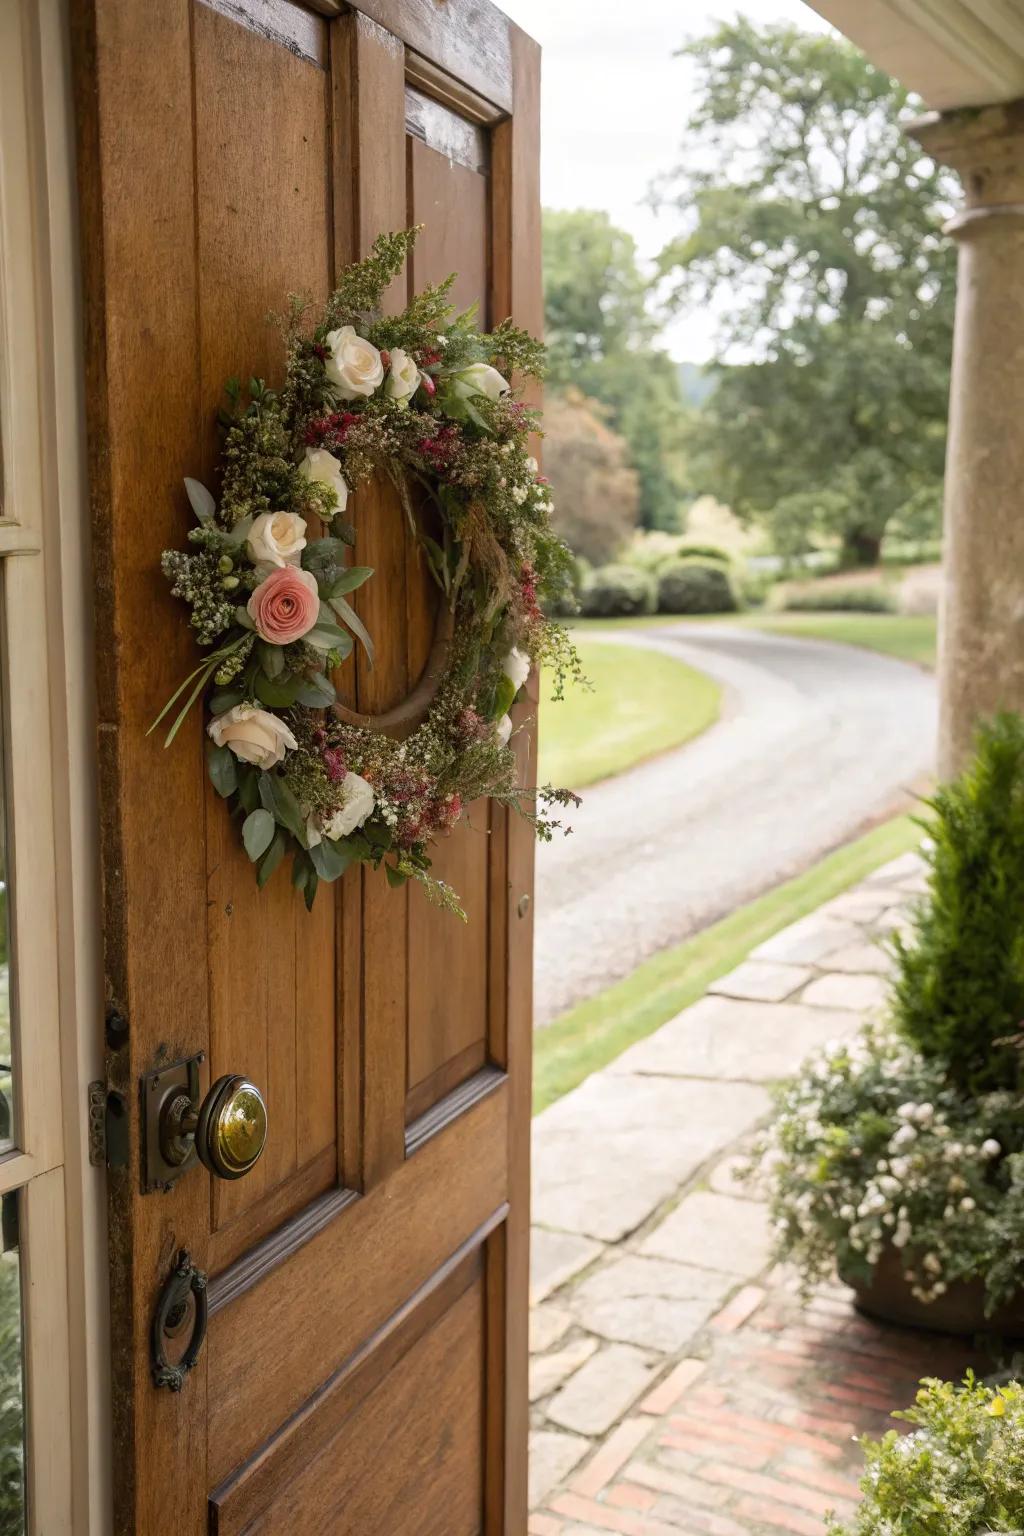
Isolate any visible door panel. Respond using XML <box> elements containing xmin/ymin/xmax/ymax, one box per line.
<box><xmin>73</xmin><ymin>0</ymin><xmax>540</xmax><ymax>1530</ymax></box>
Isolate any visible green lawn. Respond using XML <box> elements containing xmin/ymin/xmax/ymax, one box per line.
<box><xmin>533</xmin><ymin>813</ymin><xmax>925</xmax><ymax>1114</ymax></box>
<box><xmin>572</xmin><ymin>612</ymin><xmax>937</xmax><ymax>669</ymax></box>
<box><xmin>747</xmin><ymin>612</ymin><xmax>937</xmax><ymax>668</ymax></box>
<box><xmin>538</xmin><ymin>636</ymin><xmax>721</xmax><ymax>790</ymax></box>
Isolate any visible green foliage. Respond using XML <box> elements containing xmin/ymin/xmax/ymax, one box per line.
<box><xmin>782</xmin><ymin>584</ymin><xmax>896</xmax><ymax>614</ymax></box>
<box><xmin>657</xmin><ymin>561</ymin><xmax>737</xmax><ymax>615</ymax></box>
<box><xmin>752</xmin><ymin>1026</ymin><xmax>1024</xmax><ymax>1313</ymax></box>
<box><xmin>657</xmin><ymin>20</ymin><xmax>956</xmax><ymax>566</ymax></box>
<box><xmin>543</xmin><ymin>390</ymin><xmax>640</xmax><ymax>565</ymax></box>
<box><xmin>580</xmin><ymin>564</ymin><xmax>657</xmax><ymax>619</ymax></box>
<box><xmin>543</xmin><ymin>209</ymin><xmax>688</xmax><ymax>532</ymax></box>
<box><xmin>891</xmin><ymin>714</ymin><xmax>1024</xmax><ymax>1093</ymax></box>
<box><xmin>828</xmin><ymin>1375</ymin><xmax>1024</xmax><ymax>1536</ymax></box>
<box><xmin>0</xmin><ymin>1251</ymin><xmax>23</xmax><ymax>1530</ymax></box>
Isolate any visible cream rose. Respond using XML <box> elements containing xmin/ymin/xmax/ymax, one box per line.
<box><xmin>325</xmin><ymin>325</ymin><xmax>384</xmax><ymax>400</ymax></box>
<box><xmin>502</xmin><ymin>647</ymin><xmax>530</xmax><ymax>692</ymax></box>
<box><xmin>385</xmin><ymin>347</ymin><xmax>421</xmax><ymax>404</ymax></box>
<box><xmin>306</xmin><ymin>772</ymin><xmax>375</xmax><ymax>845</ymax></box>
<box><xmin>247</xmin><ymin>510</ymin><xmax>307</xmax><ymax>570</ymax></box>
<box><xmin>496</xmin><ymin>714</ymin><xmax>513</xmax><ymax>748</ymax></box>
<box><xmin>453</xmin><ymin>362</ymin><xmax>510</xmax><ymax>402</ymax></box>
<box><xmin>208</xmin><ymin>703</ymin><xmax>297</xmax><ymax>769</ymax></box>
<box><xmin>300</xmin><ymin>448</ymin><xmax>349</xmax><ymax>514</ymax></box>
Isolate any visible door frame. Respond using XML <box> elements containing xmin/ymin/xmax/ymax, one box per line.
<box><xmin>0</xmin><ymin>0</ymin><xmax>111</xmax><ymax>1530</ymax></box>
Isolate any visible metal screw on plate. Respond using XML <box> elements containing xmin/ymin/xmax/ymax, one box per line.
<box><xmin>517</xmin><ymin>894</ymin><xmax>530</xmax><ymax>919</ymax></box>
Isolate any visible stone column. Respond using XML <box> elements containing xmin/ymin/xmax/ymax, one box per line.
<box><xmin>912</xmin><ymin>102</ymin><xmax>1024</xmax><ymax>775</ymax></box>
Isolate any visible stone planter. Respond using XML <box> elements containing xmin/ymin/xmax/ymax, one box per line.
<box><xmin>841</xmin><ymin>1245</ymin><xmax>1024</xmax><ymax>1337</ymax></box>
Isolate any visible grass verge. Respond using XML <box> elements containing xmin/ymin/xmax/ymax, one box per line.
<box><xmin>533</xmin><ymin>813</ymin><xmax>924</xmax><ymax>1115</ymax></box>
<box><xmin>538</xmin><ymin>635</ymin><xmax>720</xmax><ymax>789</ymax></box>
<box><xmin>571</xmin><ymin>612</ymin><xmax>937</xmax><ymax>669</ymax></box>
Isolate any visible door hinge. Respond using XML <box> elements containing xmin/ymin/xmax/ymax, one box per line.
<box><xmin>88</xmin><ymin>1081</ymin><xmax>129</xmax><ymax>1169</ymax></box>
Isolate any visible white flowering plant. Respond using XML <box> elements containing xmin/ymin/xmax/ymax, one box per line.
<box><xmin>153</xmin><ymin>228</ymin><xmax>581</xmax><ymax>912</ymax></box>
<box><xmin>751</xmin><ymin>1027</ymin><xmax>1024</xmax><ymax>1312</ymax></box>
<box><xmin>828</xmin><ymin>1374</ymin><xmax>1024</xmax><ymax>1535</ymax></box>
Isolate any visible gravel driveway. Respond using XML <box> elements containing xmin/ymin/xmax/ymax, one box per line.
<box><xmin>534</xmin><ymin>624</ymin><xmax>936</xmax><ymax>1025</ymax></box>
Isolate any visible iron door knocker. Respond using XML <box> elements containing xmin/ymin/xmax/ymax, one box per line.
<box><xmin>151</xmin><ymin>1247</ymin><xmax>208</xmax><ymax>1391</ymax></box>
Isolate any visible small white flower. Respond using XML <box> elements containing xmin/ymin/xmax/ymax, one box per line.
<box><xmin>511</xmin><ymin>484</ymin><xmax>529</xmax><ymax>505</ymax></box>
<box><xmin>913</xmin><ymin>1103</ymin><xmax>935</xmax><ymax>1126</ymax></box>
<box><xmin>496</xmin><ymin>714</ymin><xmax>513</xmax><ymax>748</ymax></box>
<box><xmin>384</xmin><ymin>346</ymin><xmax>421</xmax><ymax>404</ymax></box>
<box><xmin>896</xmin><ymin>1102</ymin><xmax>918</xmax><ymax>1122</ymax></box>
<box><xmin>981</xmin><ymin>1138</ymin><xmax>1002</xmax><ymax>1160</ymax></box>
<box><xmin>247</xmin><ymin>509</ymin><xmax>308</xmax><ymax>570</ymax></box>
<box><xmin>502</xmin><ymin>648</ymin><xmax>531</xmax><ymax>692</ymax></box>
<box><xmin>960</xmin><ymin>1196</ymin><xmax>977</xmax><ymax>1212</ymax></box>
<box><xmin>891</xmin><ymin>1124</ymin><xmax>918</xmax><ymax>1148</ymax></box>
<box><xmin>300</xmin><ymin>448</ymin><xmax>349</xmax><ymax>514</ymax></box>
<box><xmin>525</xmin><ymin>455</ymin><xmax>539</xmax><ymax>476</ymax></box>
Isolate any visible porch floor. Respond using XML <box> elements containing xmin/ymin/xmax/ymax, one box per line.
<box><xmin>527</xmin><ymin>852</ymin><xmax>987</xmax><ymax>1535</ymax></box>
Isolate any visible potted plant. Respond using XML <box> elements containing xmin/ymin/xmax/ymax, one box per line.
<box><xmin>828</xmin><ymin>1374</ymin><xmax>1024</xmax><ymax>1535</ymax></box>
<box><xmin>752</xmin><ymin>713</ymin><xmax>1024</xmax><ymax>1332</ymax></box>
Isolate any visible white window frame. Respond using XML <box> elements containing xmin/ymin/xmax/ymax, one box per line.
<box><xmin>0</xmin><ymin>1</ymin><xmax>110</xmax><ymax>1531</ymax></box>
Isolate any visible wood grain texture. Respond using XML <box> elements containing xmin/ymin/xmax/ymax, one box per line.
<box><xmin>207</xmin><ymin>1083</ymin><xmax>508</xmax><ymax>1481</ymax></box>
<box><xmin>346</xmin><ymin>0</ymin><xmax>514</xmax><ymax>111</ymax></box>
<box><xmin>485</xmin><ymin>25</ymin><xmax>542</xmax><ymax>1530</ymax></box>
<box><xmin>71</xmin><ymin>2</ymin><xmax>211</xmax><ymax>1529</ymax></box>
<box><xmin>216</xmin><ymin>1273</ymin><xmax>485</xmax><ymax>1534</ymax></box>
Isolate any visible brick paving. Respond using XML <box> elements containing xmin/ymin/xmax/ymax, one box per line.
<box><xmin>528</xmin><ymin>852</ymin><xmax>995</xmax><ymax>1533</ymax></box>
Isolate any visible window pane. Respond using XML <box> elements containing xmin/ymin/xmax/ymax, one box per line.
<box><xmin>0</xmin><ymin>1193</ymin><xmax>24</xmax><ymax>1536</ymax></box>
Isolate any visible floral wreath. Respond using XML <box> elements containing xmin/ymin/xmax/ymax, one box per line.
<box><xmin>154</xmin><ymin>228</ymin><xmax>580</xmax><ymax>914</ymax></box>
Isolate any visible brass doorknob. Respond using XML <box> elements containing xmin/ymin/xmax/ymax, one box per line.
<box><xmin>160</xmin><ymin>1074</ymin><xmax>267</xmax><ymax>1181</ymax></box>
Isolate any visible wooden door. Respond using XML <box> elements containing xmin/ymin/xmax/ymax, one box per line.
<box><xmin>71</xmin><ymin>2</ymin><xmax>540</xmax><ymax>1530</ymax></box>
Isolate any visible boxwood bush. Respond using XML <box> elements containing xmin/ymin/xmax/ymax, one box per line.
<box><xmin>783</xmin><ymin>584</ymin><xmax>896</xmax><ymax>613</ymax></box>
<box><xmin>829</xmin><ymin>1375</ymin><xmax>1024</xmax><ymax>1536</ymax></box>
<box><xmin>657</xmin><ymin>561</ymin><xmax>737</xmax><ymax>615</ymax></box>
<box><xmin>580</xmin><ymin>564</ymin><xmax>656</xmax><ymax>618</ymax></box>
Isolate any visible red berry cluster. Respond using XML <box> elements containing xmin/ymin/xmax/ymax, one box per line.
<box><xmin>416</xmin><ymin>423</ymin><xmax>463</xmax><ymax>476</ymax></box>
<box><xmin>303</xmin><ymin>411</ymin><xmax>360</xmax><ymax>451</ymax></box>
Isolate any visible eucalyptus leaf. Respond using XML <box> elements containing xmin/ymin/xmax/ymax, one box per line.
<box><xmin>235</xmin><ymin>606</ymin><xmax>256</xmax><ymax>632</ymax></box>
<box><xmin>309</xmin><ymin>837</ymin><xmax>354</xmax><ymax>883</ymax></box>
<box><xmin>259</xmin><ymin>772</ymin><xmax>306</xmax><ymax>843</ymax></box>
<box><xmin>328</xmin><ymin>566</ymin><xmax>374</xmax><ymax>597</ymax></box>
<box><xmin>256</xmin><ymin>828</ymin><xmax>287</xmax><ymax>889</ymax></box>
<box><xmin>305</xmin><ymin>623</ymin><xmax>351</xmax><ymax>653</ymax></box>
<box><xmin>295</xmin><ymin>671</ymin><xmax>337</xmax><ymax>707</ymax></box>
<box><xmin>242</xmin><ymin>808</ymin><xmax>276</xmax><ymax>862</ymax></box>
<box><xmin>258</xmin><ymin>642</ymin><xmax>286</xmax><ymax>680</ymax></box>
<box><xmin>207</xmin><ymin>744</ymin><xmax>238</xmax><ymax>799</ymax></box>
<box><xmin>330</xmin><ymin>595</ymin><xmax>375</xmax><ymax>668</ymax></box>
<box><xmin>208</xmin><ymin>688</ymin><xmax>246</xmax><ymax>715</ymax></box>
<box><xmin>254</xmin><ymin>672</ymin><xmax>303</xmax><ymax>707</ymax></box>
<box><xmin>303</xmin><ymin>868</ymin><xmax>319</xmax><ymax>911</ymax></box>
<box><xmin>224</xmin><ymin>515</ymin><xmax>254</xmax><ymax>548</ymax></box>
<box><xmin>184</xmin><ymin>477</ymin><xmax>216</xmax><ymax>525</ymax></box>
<box><xmin>385</xmin><ymin>863</ymin><xmax>409</xmax><ymax>889</ymax></box>
<box><xmin>236</xmin><ymin>767</ymin><xmax>260</xmax><ymax>815</ymax></box>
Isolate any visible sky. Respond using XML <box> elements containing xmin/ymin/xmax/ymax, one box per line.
<box><xmin>492</xmin><ymin>0</ymin><xmax>833</xmax><ymax>361</ymax></box>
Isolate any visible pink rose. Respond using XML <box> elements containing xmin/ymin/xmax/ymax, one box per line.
<box><xmin>247</xmin><ymin>566</ymin><xmax>319</xmax><ymax>644</ymax></box>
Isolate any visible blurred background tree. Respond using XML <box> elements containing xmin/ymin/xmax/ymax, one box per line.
<box><xmin>543</xmin><ymin>209</ymin><xmax>689</xmax><ymax>533</ymax></box>
<box><xmin>654</xmin><ymin>20</ymin><xmax>956</xmax><ymax>567</ymax></box>
<box><xmin>543</xmin><ymin>389</ymin><xmax>640</xmax><ymax>565</ymax></box>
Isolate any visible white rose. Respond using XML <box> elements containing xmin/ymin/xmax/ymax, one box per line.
<box><xmin>300</xmin><ymin>448</ymin><xmax>349</xmax><ymax>514</ymax></box>
<box><xmin>525</xmin><ymin>455</ymin><xmax>539</xmax><ymax>476</ymax></box>
<box><xmin>324</xmin><ymin>325</ymin><xmax>384</xmax><ymax>400</ymax></box>
<box><xmin>307</xmin><ymin>772</ymin><xmax>375</xmax><ymax>845</ymax></box>
<box><xmin>453</xmin><ymin>362</ymin><xmax>510</xmax><ymax>402</ymax></box>
<box><xmin>496</xmin><ymin>714</ymin><xmax>513</xmax><ymax>748</ymax></box>
<box><xmin>385</xmin><ymin>347</ymin><xmax>421</xmax><ymax>404</ymax></box>
<box><xmin>502</xmin><ymin>647</ymin><xmax>530</xmax><ymax>692</ymax></box>
<box><xmin>208</xmin><ymin>703</ymin><xmax>297</xmax><ymax>769</ymax></box>
<box><xmin>247</xmin><ymin>510</ymin><xmax>307</xmax><ymax>570</ymax></box>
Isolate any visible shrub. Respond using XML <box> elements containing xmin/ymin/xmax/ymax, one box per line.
<box><xmin>580</xmin><ymin>564</ymin><xmax>656</xmax><ymax>618</ymax></box>
<box><xmin>749</xmin><ymin>1027</ymin><xmax>1024</xmax><ymax>1313</ymax></box>
<box><xmin>675</xmin><ymin>543</ymin><xmax>731</xmax><ymax>565</ymax></box>
<box><xmin>657</xmin><ymin>561</ymin><xmax>737</xmax><ymax>615</ymax></box>
<box><xmin>891</xmin><ymin>712</ymin><xmax>1024</xmax><ymax>1094</ymax></box>
<box><xmin>829</xmin><ymin>1375</ymin><xmax>1024</xmax><ymax>1536</ymax></box>
<box><xmin>782</xmin><ymin>584</ymin><xmax>896</xmax><ymax>613</ymax></box>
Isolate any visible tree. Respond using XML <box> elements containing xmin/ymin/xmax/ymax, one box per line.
<box><xmin>656</xmin><ymin>20</ymin><xmax>957</xmax><ymax>566</ymax></box>
<box><xmin>543</xmin><ymin>388</ymin><xmax>640</xmax><ymax>565</ymax></box>
<box><xmin>543</xmin><ymin>209</ymin><xmax>688</xmax><ymax>532</ymax></box>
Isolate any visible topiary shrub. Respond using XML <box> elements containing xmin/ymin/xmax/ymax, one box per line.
<box><xmin>657</xmin><ymin>561</ymin><xmax>737</xmax><ymax>615</ymax></box>
<box><xmin>674</xmin><ymin>543</ymin><xmax>731</xmax><ymax>565</ymax></box>
<box><xmin>579</xmin><ymin>564</ymin><xmax>656</xmax><ymax>618</ymax></box>
<box><xmin>828</xmin><ymin>1375</ymin><xmax>1024</xmax><ymax>1536</ymax></box>
<box><xmin>782</xmin><ymin>584</ymin><xmax>896</xmax><ymax>613</ymax></box>
<box><xmin>891</xmin><ymin>712</ymin><xmax>1024</xmax><ymax>1094</ymax></box>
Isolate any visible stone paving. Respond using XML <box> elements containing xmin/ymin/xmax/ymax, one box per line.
<box><xmin>528</xmin><ymin>851</ymin><xmax>989</xmax><ymax>1534</ymax></box>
